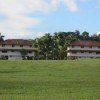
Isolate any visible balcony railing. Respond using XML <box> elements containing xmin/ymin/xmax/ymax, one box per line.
<box><xmin>0</xmin><ymin>52</ymin><xmax>34</xmax><ymax>56</ymax></box>
<box><xmin>67</xmin><ymin>47</ymin><xmax>100</xmax><ymax>51</ymax></box>
<box><xmin>0</xmin><ymin>46</ymin><xmax>35</xmax><ymax>50</ymax></box>
<box><xmin>67</xmin><ymin>53</ymin><xmax>100</xmax><ymax>57</ymax></box>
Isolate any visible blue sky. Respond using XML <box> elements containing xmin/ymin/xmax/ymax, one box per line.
<box><xmin>0</xmin><ymin>0</ymin><xmax>100</xmax><ymax>39</ymax></box>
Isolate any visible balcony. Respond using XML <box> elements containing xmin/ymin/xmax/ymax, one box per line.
<box><xmin>0</xmin><ymin>51</ymin><xmax>34</xmax><ymax>57</ymax></box>
<box><xmin>67</xmin><ymin>47</ymin><xmax>100</xmax><ymax>51</ymax></box>
<box><xmin>67</xmin><ymin>53</ymin><xmax>100</xmax><ymax>57</ymax></box>
<box><xmin>0</xmin><ymin>45</ymin><xmax>35</xmax><ymax>50</ymax></box>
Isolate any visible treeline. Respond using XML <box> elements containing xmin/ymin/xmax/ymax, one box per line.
<box><xmin>32</xmin><ymin>30</ymin><xmax>100</xmax><ymax>60</ymax></box>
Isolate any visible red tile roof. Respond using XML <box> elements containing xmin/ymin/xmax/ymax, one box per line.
<box><xmin>0</xmin><ymin>39</ymin><xmax>33</xmax><ymax>45</ymax></box>
<box><xmin>69</xmin><ymin>41</ymin><xmax>100</xmax><ymax>46</ymax></box>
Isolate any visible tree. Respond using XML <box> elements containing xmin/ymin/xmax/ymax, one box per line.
<box><xmin>31</xmin><ymin>30</ymin><xmax>97</xmax><ymax>60</ymax></box>
<box><xmin>0</xmin><ymin>33</ymin><xmax>4</xmax><ymax>41</ymax></box>
<box><xmin>20</xmin><ymin>48</ymin><xmax>28</xmax><ymax>60</ymax></box>
<box><xmin>41</xmin><ymin>33</ymin><xmax>53</xmax><ymax>60</ymax></box>
<box><xmin>81</xmin><ymin>31</ymin><xmax>89</xmax><ymax>40</ymax></box>
<box><xmin>65</xmin><ymin>32</ymin><xmax>77</xmax><ymax>43</ymax></box>
<box><xmin>97</xmin><ymin>34</ymin><xmax>100</xmax><ymax>41</ymax></box>
<box><xmin>75</xmin><ymin>30</ymin><xmax>81</xmax><ymax>40</ymax></box>
<box><xmin>90</xmin><ymin>34</ymin><xmax>98</xmax><ymax>41</ymax></box>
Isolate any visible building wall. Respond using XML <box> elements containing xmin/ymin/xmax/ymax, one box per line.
<box><xmin>67</xmin><ymin>46</ymin><xmax>100</xmax><ymax>59</ymax></box>
<box><xmin>67</xmin><ymin>46</ymin><xmax>100</xmax><ymax>51</ymax></box>
<box><xmin>0</xmin><ymin>45</ymin><xmax>35</xmax><ymax>60</ymax></box>
<box><xmin>0</xmin><ymin>45</ymin><xmax>34</xmax><ymax>50</ymax></box>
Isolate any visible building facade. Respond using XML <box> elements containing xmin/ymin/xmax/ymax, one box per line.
<box><xmin>0</xmin><ymin>39</ymin><xmax>36</xmax><ymax>60</ymax></box>
<box><xmin>67</xmin><ymin>41</ymin><xmax>100</xmax><ymax>59</ymax></box>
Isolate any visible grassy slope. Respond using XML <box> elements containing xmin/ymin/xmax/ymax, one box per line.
<box><xmin>0</xmin><ymin>59</ymin><xmax>100</xmax><ymax>100</ymax></box>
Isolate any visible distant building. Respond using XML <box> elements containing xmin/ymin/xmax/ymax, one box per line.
<box><xmin>0</xmin><ymin>39</ymin><xmax>36</xmax><ymax>60</ymax></box>
<box><xmin>67</xmin><ymin>41</ymin><xmax>100</xmax><ymax>59</ymax></box>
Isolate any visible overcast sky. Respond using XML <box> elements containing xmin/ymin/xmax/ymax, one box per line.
<box><xmin>0</xmin><ymin>0</ymin><xmax>100</xmax><ymax>39</ymax></box>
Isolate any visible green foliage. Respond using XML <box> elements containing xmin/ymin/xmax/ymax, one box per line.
<box><xmin>32</xmin><ymin>31</ymin><xmax>100</xmax><ymax>60</ymax></box>
<box><xmin>81</xmin><ymin>31</ymin><xmax>89</xmax><ymax>40</ymax></box>
<box><xmin>0</xmin><ymin>32</ymin><xmax>100</xmax><ymax>60</ymax></box>
<box><xmin>0</xmin><ymin>33</ymin><xmax>4</xmax><ymax>41</ymax></box>
<box><xmin>0</xmin><ymin>59</ymin><xmax>100</xmax><ymax>100</ymax></box>
<box><xmin>20</xmin><ymin>48</ymin><xmax>28</xmax><ymax>60</ymax></box>
<box><xmin>0</xmin><ymin>56</ymin><xmax>7</xmax><ymax>60</ymax></box>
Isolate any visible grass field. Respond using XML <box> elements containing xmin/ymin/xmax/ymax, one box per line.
<box><xmin>0</xmin><ymin>59</ymin><xmax>100</xmax><ymax>100</ymax></box>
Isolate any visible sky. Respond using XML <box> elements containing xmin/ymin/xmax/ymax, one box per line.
<box><xmin>0</xmin><ymin>0</ymin><xmax>100</xmax><ymax>39</ymax></box>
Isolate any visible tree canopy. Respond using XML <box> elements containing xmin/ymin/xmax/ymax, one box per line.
<box><xmin>32</xmin><ymin>31</ymin><xmax>100</xmax><ymax>60</ymax></box>
<box><xmin>0</xmin><ymin>33</ymin><xmax>4</xmax><ymax>41</ymax></box>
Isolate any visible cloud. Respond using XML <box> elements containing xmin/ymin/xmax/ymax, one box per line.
<box><xmin>61</xmin><ymin>0</ymin><xmax>78</xmax><ymax>11</ymax></box>
<box><xmin>0</xmin><ymin>0</ymin><xmax>80</xmax><ymax>39</ymax></box>
<box><xmin>80</xmin><ymin>0</ymin><xmax>91</xmax><ymax>2</ymax></box>
<box><xmin>35</xmin><ymin>32</ymin><xmax>46</xmax><ymax>38</ymax></box>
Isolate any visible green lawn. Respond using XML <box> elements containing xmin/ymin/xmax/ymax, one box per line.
<box><xmin>0</xmin><ymin>59</ymin><xmax>100</xmax><ymax>100</ymax></box>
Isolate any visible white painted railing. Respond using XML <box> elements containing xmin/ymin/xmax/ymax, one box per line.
<box><xmin>0</xmin><ymin>47</ymin><xmax>34</xmax><ymax>50</ymax></box>
<box><xmin>67</xmin><ymin>47</ymin><xmax>100</xmax><ymax>51</ymax></box>
<box><xmin>67</xmin><ymin>53</ymin><xmax>100</xmax><ymax>57</ymax></box>
<box><xmin>0</xmin><ymin>52</ymin><xmax>34</xmax><ymax>57</ymax></box>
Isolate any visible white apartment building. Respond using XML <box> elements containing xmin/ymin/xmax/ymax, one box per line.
<box><xmin>67</xmin><ymin>41</ymin><xmax>100</xmax><ymax>59</ymax></box>
<box><xmin>0</xmin><ymin>39</ymin><xmax>36</xmax><ymax>60</ymax></box>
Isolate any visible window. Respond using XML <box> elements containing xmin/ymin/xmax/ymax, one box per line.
<box><xmin>2</xmin><ymin>44</ymin><xmax>5</xmax><ymax>47</ymax></box>
<box><xmin>12</xmin><ymin>45</ymin><xmax>15</xmax><ymax>47</ymax></box>
<box><xmin>89</xmin><ymin>46</ymin><xmax>92</xmax><ymax>48</ymax></box>
<box><xmin>96</xmin><ymin>52</ymin><xmax>100</xmax><ymax>54</ymax></box>
<box><xmin>72</xmin><ymin>51</ymin><xmax>76</xmax><ymax>54</ymax></box>
<box><xmin>11</xmin><ymin>50</ymin><xmax>15</xmax><ymax>52</ymax></box>
<box><xmin>30</xmin><ymin>45</ymin><xmax>32</xmax><ymax>47</ymax></box>
<box><xmin>81</xmin><ymin>51</ymin><xmax>84</xmax><ymax>53</ymax></box>
<box><xmin>81</xmin><ymin>46</ymin><xmax>84</xmax><ymax>48</ymax></box>
<box><xmin>2</xmin><ymin>50</ymin><xmax>7</xmax><ymax>53</ymax></box>
<box><xmin>89</xmin><ymin>51</ymin><xmax>92</xmax><ymax>54</ymax></box>
<box><xmin>29</xmin><ymin>51</ymin><xmax>32</xmax><ymax>53</ymax></box>
<box><xmin>20</xmin><ymin>45</ymin><xmax>23</xmax><ymax>47</ymax></box>
<box><xmin>98</xmin><ymin>46</ymin><xmax>100</xmax><ymax>48</ymax></box>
